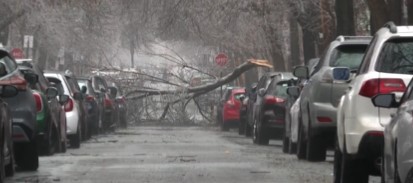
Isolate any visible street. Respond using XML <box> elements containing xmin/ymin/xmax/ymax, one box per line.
<box><xmin>7</xmin><ymin>126</ymin><xmax>380</xmax><ymax>183</ymax></box>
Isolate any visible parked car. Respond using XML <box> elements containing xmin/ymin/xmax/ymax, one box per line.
<box><xmin>334</xmin><ymin>23</ymin><xmax>413</xmax><ymax>183</ymax></box>
<box><xmin>216</xmin><ymin>87</ymin><xmax>234</xmax><ymax>127</ymax></box>
<box><xmin>77</xmin><ymin>77</ymin><xmax>100</xmax><ymax>135</ymax></box>
<box><xmin>283</xmin><ymin>58</ymin><xmax>319</xmax><ymax>154</ymax></box>
<box><xmin>252</xmin><ymin>73</ymin><xmax>296</xmax><ymax>145</ymax></box>
<box><xmin>91</xmin><ymin>76</ymin><xmax>115</xmax><ymax>132</ymax></box>
<box><xmin>220</xmin><ymin>88</ymin><xmax>245</xmax><ymax>131</ymax></box>
<box><xmin>45</xmin><ymin>71</ymin><xmax>86</xmax><ymax>148</ymax></box>
<box><xmin>240</xmin><ymin>83</ymin><xmax>257</xmax><ymax>136</ymax></box>
<box><xmin>246</xmin><ymin>73</ymin><xmax>281</xmax><ymax>137</ymax></box>
<box><xmin>293</xmin><ymin>36</ymin><xmax>371</xmax><ymax>162</ymax></box>
<box><xmin>0</xmin><ymin>49</ymin><xmax>39</xmax><ymax>171</ymax></box>
<box><xmin>0</xmin><ymin>85</ymin><xmax>20</xmax><ymax>181</ymax></box>
<box><xmin>17</xmin><ymin>59</ymin><xmax>68</xmax><ymax>154</ymax></box>
<box><xmin>107</xmin><ymin>83</ymin><xmax>127</xmax><ymax>128</ymax></box>
<box><xmin>238</xmin><ymin>95</ymin><xmax>248</xmax><ymax>135</ymax></box>
<box><xmin>372</xmin><ymin>79</ymin><xmax>413</xmax><ymax>183</ymax></box>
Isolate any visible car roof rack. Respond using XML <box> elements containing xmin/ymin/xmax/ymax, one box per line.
<box><xmin>384</xmin><ymin>21</ymin><xmax>397</xmax><ymax>33</ymax></box>
<box><xmin>335</xmin><ymin>36</ymin><xmax>372</xmax><ymax>42</ymax></box>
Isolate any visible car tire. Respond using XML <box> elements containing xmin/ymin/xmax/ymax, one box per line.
<box><xmin>296</xmin><ymin>121</ymin><xmax>306</xmax><ymax>160</ymax></box>
<box><xmin>15</xmin><ymin>141</ymin><xmax>39</xmax><ymax>171</ymax></box>
<box><xmin>306</xmin><ymin>135</ymin><xmax>326</xmax><ymax>162</ymax></box>
<box><xmin>221</xmin><ymin>121</ymin><xmax>229</xmax><ymax>132</ymax></box>
<box><xmin>289</xmin><ymin>140</ymin><xmax>297</xmax><ymax>154</ymax></box>
<box><xmin>0</xmin><ymin>129</ymin><xmax>6</xmax><ymax>182</ymax></box>
<box><xmin>339</xmin><ymin>145</ymin><xmax>369</xmax><ymax>183</ymax></box>
<box><xmin>282</xmin><ymin>133</ymin><xmax>289</xmax><ymax>153</ymax></box>
<box><xmin>238</xmin><ymin>118</ymin><xmax>245</xmax><ymax>135</ymax></box>
<box><xmin>245</xmin><ymin>122</ymin><xmax>252</xmax><ymax>137</ymax></box>
<box><xmin>70</xmin><ymin>123</ymin><xmax>81</xmax><ymax>148</ymax></box>
<box><xmin>253</xmin><ymin>120</ymin><xmax>269</xmax><ymax>145</ymax></box>
<box><xmin>333</xmin><ymin>139</ymin><xmax>342</xmax><ymax>183</ymax></box>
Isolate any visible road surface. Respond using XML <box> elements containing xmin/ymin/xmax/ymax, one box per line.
<box><xmin>7</xmin><ymin>126</ymin><xmax>380</xmax><ymax>183</ymax></box>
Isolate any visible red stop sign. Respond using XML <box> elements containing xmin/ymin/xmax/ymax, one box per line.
<box><xmin>10</xmin><ymin>48</ymin><xmax>24</xmax><ymax>59</ymax></box>
<box><xmin>215</xmin><ymin>53</ymin><xmax>228</xmax><ymax>66</ymax></box>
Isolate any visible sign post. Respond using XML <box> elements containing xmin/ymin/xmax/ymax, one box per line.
<box><xmin>215</xmin><ymin>53</ymin><xmax>229</xmax><ymax>98</ymax></box>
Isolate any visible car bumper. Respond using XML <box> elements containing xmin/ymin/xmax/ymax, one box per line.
<box><xmin>66</xmin><ymin>110</ymin><xmax>79</xmax><ymax>135</ymax></box>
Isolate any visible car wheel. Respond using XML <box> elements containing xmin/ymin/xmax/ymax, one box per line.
<box><xmin>394</xmin><ymin>145</ymin><xmax>402</xmax><ymax>183</ymax></box>
<box><xmin>339</xmin><ymin>145</ymin><xmax>369</xmax><ymax>183</ymax></box>
<box><xmin>288</xmin><ymin>140</ymin><xmax>297</xmax><ymax>154</ymax></box>
<box><xmin>70</xmin><ymin>123</ymin><xmax>81</xmax><ymax>148</ymax></box>
<box><xmin>220</xmin><ymin>121</ymin><xmax>229</xmax><ymax>132</ymax></box>
<box><xmin>15</xmin><ymin>141</ymin><xmax>39</xmax><ymax>171</ymax></box>
<box><xmin>0</xmin><ymin>129</ymin><xmax>5</xmax><ymax>182</ymax></box>
<box><xmin>245</xmin><ymin>121</ymin><xmax>252</xmax><ymax>137</ymax></box>
<box><xmin>282</xmin><ymin>135</ymin><xmax>289</xmax><ymax>153</ymax></box>
<box><xmin>282</xmin><ymin>124</ymin><xmax>290</xmax><ymax>153</ymax></box>
<box><xmin>296</xmin><ymin>121</ymin><xmax>306</xmax><ymax>160</ymax></box>
<box><xmin>238</xmin><ymin>118</ymin><xmax>245</xmax><ymax>135</ymax></box>
<box><xmin>253</xmin><ymin>120</ymin><xmax>269</xmax><ymax>145</ymax></box>
<box><xmin>306</xmin><ymin>135</ymin><xmax>326</xmax><ymax>162</ymax></box>
<box><xmin>333</xmin><ymin>139</ymin><xmax>342</xmax><ymax>183</ymax></box>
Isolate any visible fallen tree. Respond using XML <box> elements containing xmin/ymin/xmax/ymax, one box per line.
<box><xmin>123</xmin><ymin>59</ymin><xmax>273</xmax><ymax>121</ymax></box>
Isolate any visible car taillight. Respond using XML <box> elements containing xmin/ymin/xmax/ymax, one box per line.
<box><xmin>359</xmin><ymin>78</ymin><xmax>406</xmax><ymax>98</ymax></box>
<box><xmin>0</xmin><ymin>75</ymin><xmax>28</xmax><ymax>91</ymax></box>
<box><xmin>86</xmin><ymin>95</ymin><xmax>95</xmax><ymax>102</ymax></box>
<box><xmin>33</xmin><ymin>93</ymin><xmax>43</xmax><ymax>112</ymax></box>
<box><xmin>264</xmin><ymin>96</ymin><xmax>285</xmax><ymax>105</ymax></box>
<box><xmin>65</xmin><ymin>98</ymin><xmax>74</xmax><ymax>112</ymax></box>
<box><xmin>104</xmin><ymin>97</ymin><xmax>112</xmax><ymax>107</ymax></box>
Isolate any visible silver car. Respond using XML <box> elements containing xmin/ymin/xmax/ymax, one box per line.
<box><xmin>293</xmin><ymin>36</ymin><xmax>371</xmax><ymax>161</ymax></box>
<box><xmin>372</xmin><ymin>78</ymin><xmax>413</xmax><ymax>183</ymax></box>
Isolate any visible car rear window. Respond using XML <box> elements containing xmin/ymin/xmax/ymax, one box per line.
<box><xmin>375</xmin><ymin>38</ymin><xmax>413</xmax><ymax>74</ymax></box>
<box><xmin>329</xmin><ymin>45</ymin><xmax>367</xmax><ymax>70</ymax></box>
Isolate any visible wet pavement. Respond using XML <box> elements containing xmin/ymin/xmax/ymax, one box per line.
<box><xmin>6</xmin><ymin>126</ymin><xmax>380</xmax><ymax>183</ymax></box>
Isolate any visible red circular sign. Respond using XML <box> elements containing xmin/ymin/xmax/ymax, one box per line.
<box><xmin>10</xmin><ymin>48</ymin><xmax>24</xmax><ymax>59</ymax></box>
<box><xmin>215</xmin><ymin>53</ymin><xmax>228</xmax><ymax>66</ymax></box>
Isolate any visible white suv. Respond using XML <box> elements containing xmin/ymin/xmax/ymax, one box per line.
<box><xmin>335</xmin><ymin>23</ymin><xmax>413</xmax><ymax>183</ymax></box>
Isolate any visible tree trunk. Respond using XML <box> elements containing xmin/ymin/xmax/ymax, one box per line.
<box><xmin>388</xmin><ymin>0</ymin><xmax>403</xmax><ymax>25</ymax></box>
<box><xmin>289</xmin><ymin>15</ymin><xmax>301</xmax><ymax>67</ymax></box>
<box><xmin>335</xmin><ymin>0</ymin><xmax>355</xmax><ymax>36</ymax></box>
<box><xmin>130</xmin><ymin>40</ymin><xmax>135</xmax><ymax>68</ymax></box>
<box><xmin>366</xmin><ymin>0</ymin><xmax>390</xmax><ymax>34</ymax></box>
<box><xmin>408</xmin><ymin>0</ymin><xmax>413</xmax><ymax>24</ymax></box>
<box><xmin>302</xmin><ymin>29</ymin><xmax>317</xmax><ymax>65</ymax></box>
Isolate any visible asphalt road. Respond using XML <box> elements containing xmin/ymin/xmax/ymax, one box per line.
<box><xmin>6</xmin><ymin>126</ymin><xmax>381</xmax><ymax>183</ymax></box>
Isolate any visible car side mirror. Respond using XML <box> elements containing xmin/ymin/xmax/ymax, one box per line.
<box><xmin>332</xmin><ymin>67</ymin><xmax>351</xmax><ymax>82</ymax></box>
<box><xmin>372</xmin><ymin>94</ymin><xmax>399</xmax><ymax>108</ymax></box>
<box><xmin>108</xmin><ymin>86</ymin><xmax>117</xmax><ymax>98</ymax></box>
<box><xmin>293</xmin><ymin>66</ymin><xmax>309</xmax><ymax>79</ymax></box>
<box><xmin>24</xmin><ymin>72</ymin><xmax>39</xmax><ymax>85</ymax></box>
<box><xmin>287</xmin><ymin>86</ymin><xmax>301</xmax><ymax>98</ymax></box>
<box><xmin>73</xmin><ymin>92</ymin><xmax>84</xmax><ymax>101</ymax></box>
<box><xmin>0</xmin><ymin>85</ymin><xmax>18</xmax><ymax>98</ymax></box>
<box><xmin>59</xmin><ymin>95</ymin><xmax>69</xmax><ymax>105</ymax></box>
<box><xmin>100</xmin><ymin>88</ymin><xmax>106</xmax><ymax>93</ymax></box>
<box><xmin>258</xmin><ymin>88</ymin><xmax>266</xmax><ymax>97</ymax></box>
<box><xmin>81</xmin><ymin>86</ymin><xmax>87</xmax><ymax>94</ymax></box>
<box><xmin>46</xmin><ymin>87</ymin><xmax>58</xmax><ymax>99</ymax></box>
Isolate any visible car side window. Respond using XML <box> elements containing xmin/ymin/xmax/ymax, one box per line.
<box><xmin>0</xmin><ymin>56</ymin><xmax>17</xmax><ymax>75</ymax></box>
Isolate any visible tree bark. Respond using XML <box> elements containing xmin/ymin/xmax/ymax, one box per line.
<box><xmin>289</xmin><ymin>15</ymin><xmax>301</xmax><ymax>67</ymax></box>
<box><xmin>302</xmin><ymin>29</ymin><xmax>317</xmax><ymax>65</ymax></box>
<box><xmin>335</xmin><ymin>0</ymin><xmax>355</xmax><ymax>36</ymax></box>
<box><xmin>407</xmin><ymin>0</ymin><xmax>413</xmax><ymax>24</ymax></box>
<box><xmin>366</xmin><ymin>0</ymin><xmax>390</xmax><ymax>34</ymax></box>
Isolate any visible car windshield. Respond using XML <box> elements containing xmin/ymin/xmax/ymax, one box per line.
<box><xmin>375</xmin><ymin>38</ymin><xmax>413</xmax><ymax>74</ymax></box>
<box><xmin>330</xmin><ymin>45</ymin><xmax>367</xmax><ymax>70</ymax></box>
<box><xmin>233</xmin><ymin>93</ymin><xmax>245</xmax><ymax>100</ymax></box>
